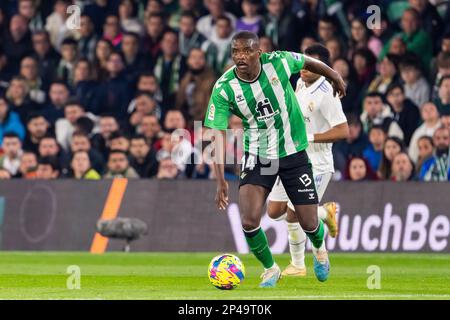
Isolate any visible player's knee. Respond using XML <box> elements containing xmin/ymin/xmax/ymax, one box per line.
<box><xmin>241</xmin><ymin>218</ymin><xmax>260</xmax><ymax>231</ymax></box>
<box><xmin>299</xmin><ymin>216</ymin><xmax>319</xmax><ymax>232</ymax></box>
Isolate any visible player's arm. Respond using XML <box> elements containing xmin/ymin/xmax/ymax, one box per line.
<box><xmin>303</xmin><ymin>56</ymin><xmax>346</xmax><ymax>98</ymax></box>
<box><xmin>204</xmin><ymin>85</ymin><xmax>231</xmax><ymax>210</ymax></box>
<box><xmin>309</xmin><ymin>122</ymin><xmax>349</xmax><ymax>143</ymax></box>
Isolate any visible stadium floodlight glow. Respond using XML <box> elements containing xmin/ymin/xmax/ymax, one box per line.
<box><xmin>96</xmin><ymin>218</ymin><xmax>148</xmax><ymax>252</ymax></box>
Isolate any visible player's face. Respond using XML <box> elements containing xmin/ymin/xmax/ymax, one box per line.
<box><xmin>231</xmin><ymin>39</ymin><xmax>261</xmax><ymax>74</ymax></box>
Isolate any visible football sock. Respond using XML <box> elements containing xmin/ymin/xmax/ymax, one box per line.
<box><xmin>287</xmin><ymin>222</ymin><xmax>306</xmax><ymax>268</ymax></box>
<box><xmin>243</xmin><ymin>227</ymin><xmax>274</xmax><ymax>269</ymax></box>
<box><xmin>318</xmin><ymin>206</ymin><xmax>327</xmax><ymax>221</ymax></box>
<box><xmin>304</xmin><ymin>220</ymin><xmax>325</xmax><ymax>250</ymax></box>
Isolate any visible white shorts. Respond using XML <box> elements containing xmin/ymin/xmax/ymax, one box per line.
<box><xmin>268</xmin><ymin>172</ymin><xmax>332</xmax><ymax>204</ymax></box>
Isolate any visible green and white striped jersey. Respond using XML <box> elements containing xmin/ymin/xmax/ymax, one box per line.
<box><xmin>204</xmin><ymin>51</ymin><xmax>309</xmax><ymax>159</ymax></box>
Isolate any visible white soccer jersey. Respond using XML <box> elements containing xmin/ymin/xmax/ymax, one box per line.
<box><xmin>295</xmin><ymin>76</ymin><xmax>347</xmax><ymax>174</ymax></box>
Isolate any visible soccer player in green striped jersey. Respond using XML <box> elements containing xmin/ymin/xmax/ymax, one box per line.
<box><xmin>204</xmin><ymin>31</ymin><xmax>346</xmax><ymax>287</ymax></box>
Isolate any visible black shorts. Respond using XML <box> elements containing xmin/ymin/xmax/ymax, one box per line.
<box><xmin>239</xmin><ymin>151</ymin><xmax>318</xmax><ymax>205</ymax></box>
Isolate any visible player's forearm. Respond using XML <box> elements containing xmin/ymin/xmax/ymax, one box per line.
<box><xmin>310</xmin><ymin>122</ymin><xmax>349</xmax><ymax>143</ymax></box>
<box><xmin>303</xmin><ymin>56</ymin><xmax>340</xmax><ymax>83</ymax></box>
<box><xmin>212</xmin><ymin>129</ymin><xmax>227</xmax><ymax>183</ymax></box>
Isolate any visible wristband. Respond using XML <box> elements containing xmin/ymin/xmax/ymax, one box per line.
<box><xmin>307</xmin><ymin>133</ymin><xmax>314</xmax><ymax>142</ymax></box>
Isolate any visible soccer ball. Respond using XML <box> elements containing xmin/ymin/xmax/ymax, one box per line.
<box><xmin>208</xmin><ymin>254</ymin><xmax>245</xmax><ymax>290</ymax></box>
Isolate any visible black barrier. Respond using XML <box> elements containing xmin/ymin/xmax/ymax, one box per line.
<box><xmin>0</xmin><ymin>180</ymin><xmax>448</xmax><ymax>252</ymax></box>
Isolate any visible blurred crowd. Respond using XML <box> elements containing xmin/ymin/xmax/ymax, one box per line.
<box><xmin>0</xmin><ymin>0</ymin><xmax>449</xmax><ymax>182</ymax></box>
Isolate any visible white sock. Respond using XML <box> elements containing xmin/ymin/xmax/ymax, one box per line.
<box><xmin>312</xmin><ymin>237</ymin><xmax>327</xmax><ymax>256</ymax></box>
<box><xmin>318</xmin><ymin>206</ymin><xmax>327</xmax><ymax>221</ymax></box>
<box><xmin>264</xmin><ymin>262</ymin><xmax>278</xmax><ymax>271</ymax></box>
<box><xmin>287</xmin><ymin>222</ymin><xmax>306</xmax><ymax>268</ymax></box>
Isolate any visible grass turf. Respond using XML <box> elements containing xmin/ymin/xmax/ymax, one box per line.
<box><xmin>0</xmin><ymin>252</ymin><xmax>448</xmax><ymax>300</ymax></box>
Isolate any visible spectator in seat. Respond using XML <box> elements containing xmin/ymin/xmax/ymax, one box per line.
<box><xmin>156</xmin><ymin>155</ymin><xmax>180</xmax><ymax>180</ymax></box>
<box><xmin>18</xmin><ymin>151</ymin><xmax>37</xmax><ymax>178</ymax></box>
<box><xmin>20</xmin><ymin>56</ymin><xmax>47</xmax><ymax>104</ymax></box>
<box><xmin>45</xmin><ymin>0</ymin><xmax>79</xmax><ymax>51</ymax></box>
<box><xmin>386</xmin><ymin>83</ymin><xmax>421</xmax><ymax>146</ymax></box>
<box><xmin>344</xmin><ymin>156</ymin><xmax>377</xmax><ymax>181</ymax></box>
<box><xmin>119</xmin><ymin>0</ymin><xmax>144</xmax><ymax>36</ymax></box>
<box><xmin>103</xmin><ymin>15</ymin><xmax>123</xmax><ymax>49</ymax></box>
<box><xmin>434</xmin><ymin>75</ymin><xmax>450</xmax><ymax>116</ymax></box>
<box><xmin>73</xmin><ymin>58</ymin><xmax>100</xmax><ymax>114</ymax></box>
<box><xmin>36</xmin><ymin>156</ymin><xmax>60</xmax><ymax>179</ymax></box>
<box><xmin>347</xmin><ymin>17</ymin><xmax>382</xmax><ymax>60</ymax></box>
<box><xmin>360</xmin><ymin>92</ymin><xmax>404</xmax><ymax>140</ymax></box>
<box><xmin>128</xmin><ymin>92</ymin><xmax>159</xmax><ymax>130</ymax></box>
<box><xmin>55</xmin><ymin>99</ymin><xmax>98</xmax><ymax>152</ymax></box>
<box><xmin>93</xmin><ymin>39</ymin><xmax>114</xmax><ymax>82</ymax></box>
<box><xmin>5</xmin><ymin>76</ymin><xmax>40</xmax><ymax>125</ymax></box>
<box><xmin>121</xmin><ymin>32</ymin><xmax>150</xmax><ymax>84</ymax></box>
<box><xmin>175</xmin><ymin>48</ymin><xmax>216</xmax><ymax>123</ymax></box>
<box><xmin>18</xmin><ymin>0</ymin><xmax>44</xmax><ymax>33</ymax></box>
<box><xmin>419</xmin><ymin>127</ymin><xmax>450</xmax><ymax>181</ymax></box>
<box><xmin>332</xmin><ymin>58</ymin><xmax>360</xmax><ymax>115</ymax></box>
<box><xmin>70</xmin><ymin>150</ymin><xmax>101</xmax><ymax>180</ymax></box>
<box><xmin>56</xmin><ymin>37</ymin><xmax>79</xmax><ymax>86</ymax></box>
<box><xmin>91</xmin><ymin>114</ymin><xmax>120</xmax><ymax>160</ymax></box>
<box><xmin>104</xmin><ymin>149</ymin><xmax>139</xmax><ymax>178</ymax></box>
<box><xmin>391</xmin><ymin>152</ymin><xmax>415</xmax><ymax>181</ymax></box>
<box><xmin>31</xmin><ymin>30</ymin><xmax>60</xmax><ymax>85</ymax></box>
<box><xmin>109</xmin><ymin>131</ymin><xmax>131</xmax><ymax>153</ymax></box>
<box><xmin>196</xmin><ymin>0</ymin><xmax>236</xmax><ymax>41</ymax></box>
<box><xmin>129</xmin><ymin>134</ymin><xmax>158</xmax><ymax>178</ymax></box>
<box><xmin>210</xmin><ymin>15</ymin><xmax>234</xmax><ymax>75</ymax></box>
<box><xmin>38</xmin><ymin>135</ymin><xmax>69</xmax><ymax>174</ymax></box>
<box><xmin>409</xmin><ymin>102</ymin><xmax>441</xmax><ymax>164</ymax></box>
<box><xmin>78</xmin><ymin>14</ymin><xmax>98</xmax><ymax>62</ymax></box>
<box><xmin>378</xmin><ymin>136</ymin><xmax>406</xmax><ymax>180</ymax></box>
<box><xmin>236</xmin><ymin>0</ymin><xmax>261</xmax><ymax>34</ymax></box>
<box><xmin>0</xmin><ymin>95</ymin><xmax>25</xmax><ymax>144</ymax></box>
<box><xmin>142</xmin><ymin>13</ymin><xmax>166</xmax><ymax>61</ymax></box>
<box><xmin>363</xmin><ymin>125</ymin><xmax>386</xmax><ymax>172</ymax></box>
<box><xmin>399</xmin><ymin>55</ymin><xmax>430</xmax><ymax>110</ymax></box>
<box><xmin>415</xmin><ymin>136</ymin><xmax>434</xmax><ymax>177</ymax></box>
<box><xmin>0</xmin><ymin>132</ymin><xmax>23</xmax><ymax>177</ymax></box>
<box><xmin>139</xmin><ymin>114</ymin><xmax>163</xmax><ymax>149</ymax></box>
<box><xmin>70</xmin><ymin>131</ymin><xmax>105</xmax><ymax>175</ymax></box>
<box><xmin>367</xmin><ymin>54</ymin><xmax>400</xmax><ymax>95</ymax></box>
<box><xmin>22</xmin><ymin>113</ymin><xmax>49</xmax><ymax>154</ymax></box>
<box><xmin>41</xmin><ymin>81</ymin><xmax>70</xmax><ymax>125</ymax></box>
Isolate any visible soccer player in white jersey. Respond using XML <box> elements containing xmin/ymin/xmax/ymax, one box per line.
<box><xmin>267</xmin><ymin>44</ymin><xmax>349</xmax><ymax>277</ymax></box>
<box><xmin>205</xmin><ymin>32</ymin><xmax>346</xmax><ymax>287</ymax></box>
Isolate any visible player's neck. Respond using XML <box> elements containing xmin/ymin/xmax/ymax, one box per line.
<box><xmin>236</xmin><ymin>62</ymin><xmax>261</xmax><ymax>82</ymax></box>
<box><xmin>304</xmin><ymin>76</ymin><xmax>321</xmax><ymax>87</ymax></box>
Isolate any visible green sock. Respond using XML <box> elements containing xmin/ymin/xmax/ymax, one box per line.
<box><xmin>304</xmin><ymin>220</ymin><xmax>325</xmax><ymax>249</ymax></box>
<box><xmin>244</xmin><ymin>228</ymin><xmax>274</xmax><ymax>269</ymax></box>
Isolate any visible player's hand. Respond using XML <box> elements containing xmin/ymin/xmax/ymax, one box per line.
<box><xmin>215</xmin><ymin>180</ymin><xmax>229</xmax><ymax>211</ymax></box>
<box><xmin>331</xmin><ymin>72</ymin><xmax>346</xmax><ymax>98</ymax></box>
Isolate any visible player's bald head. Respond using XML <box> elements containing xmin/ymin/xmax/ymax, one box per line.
<box><xmin>231</xmin><ymin>31</ymin><xmax>260</xmax><ymax>49</ymax></box>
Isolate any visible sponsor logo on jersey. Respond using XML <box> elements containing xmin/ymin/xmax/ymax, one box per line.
<box><xmin>256</xmin><ymin>98</ymin><xmax>279</xmax><ymax>121</ymax></box>
<box><xmin>208</xmin><ymin>104</ymin><xmax>215</xmax><ymax>121</ymax></box>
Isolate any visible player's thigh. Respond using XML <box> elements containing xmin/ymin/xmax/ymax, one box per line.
<box><xmin>278</xmin><ymin>151</ymin><xmax>318</xmax><ymax>206</ymax></box>
<box><xmin>267</xmin><ymin>177</ymin><xmax>289</xmax><ymax>220</ymax></box>
<box><xmin>313</xmin><ymin>172</ymin><xmax>333</xmax><ymax>202</ymax></box>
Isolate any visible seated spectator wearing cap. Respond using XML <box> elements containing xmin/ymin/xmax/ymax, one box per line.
<box><xmin>36</xmin><ymin>156</ymin><xmax>60</xmax><ymax>179</ymax></box>
<box><xmin>419</xmin><ymin>127</ymin><xmax>450</xmax><ymax>181</ymax></box>
<box><xmin>344</xmin><ymin>156</ymin><xmax>378</xmax><ymax>181</ymax></box>
<box><xmin>129</xmin><ymin>134</ymin><xmax>158</xmax><ymax>178</ymax></box>
<box><xmin>360</xmin><ymin>92</ymin><xmax>404</xmax><ymax>140</ymax></box>
<box><xmin>0</xmin><ymin>95</ymin><xmax>25</xmax><ymax>144</ymax></box>
<box><xmin>390</xmin><ymin>152</ymin><xmax>415</xmax><ymax>182</ymax></box>
<box><xmin>70</xmin><ymin>150</ymin><xmax>101</xmax><ymax>180</ymax></box>
<box><xmin>386</xmin><ymin>83</ymin><xmax>421</xmax><ymax>146</ymax></box>
<box><xmin>22</xmin><ymin>113</ymin><xmax>49</xmax><ymax>154</ymax></box>
<box><xmin>0</xmin><ymin>132</ymin><xmax>23</xmax><ymax>177</ymax></box>
<box><xmin>415</xmin><ymin>136</ymin><xmax>434</xmax><ymax>177</ymax></box>
<box><xmin>399</xmin><ymin>55</ymin><xmax>430</xmax><ymax>110</ymax></box>
<box><xmin>18</xmin><ymin>151</ymin><xmax>38</xmax><ymax>179</ymax></box>
<box><xmin>363</xmin><ymin>125</ymin><xmax>386</xmax><ymax>173</ymax></box>
<box><xmin>70</xmin><ymin>131</ymin><xmax>105</xmax><ymax>175</ymax></box>
<box><xmin>409</xmin><ymin>102</ymin><xmax>441</xmax><ymax>164</ymax></box>
<box><xmin>434</xmin><ymin>75</ymin><xmax>450</xmax><ymax>116</ymax></box>
<box><xmin>378</xmin><ymin>136</ymin><xmax>407</xmax><ymax>180</ymax></box>
<box><xmin>104</xmin><ymin>149</ymin><xmax>139</xmax><ymax>178</ymax></box>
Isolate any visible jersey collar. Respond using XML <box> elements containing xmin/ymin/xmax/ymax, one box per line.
<box><xmin>299</xmin><ymin>76</ymin><xmax>326</xmax><ymax>94</ymax></box>
<box><xmin>234</xmin><ymin>59</ymin><xmax>263</xmax><ymax>84</ymax></box>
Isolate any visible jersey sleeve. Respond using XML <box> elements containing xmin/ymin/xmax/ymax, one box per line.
<box><xmin>319</xmin><ymin>83</ymin><xmax>348</xmax><ymax>128</ymax></box>
<box><xmin>204</xmin><ymin>85</ymin><xmax>231</xmax><ymax>130</ymax></box>
<box><xmin>280</xmin><ymin>51</ymin><xmax>306</xmax><ymax>76</ymax></box>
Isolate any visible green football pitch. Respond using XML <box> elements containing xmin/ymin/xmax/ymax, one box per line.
<box><xmin>0</xmin><ymin>252</ymin><xmax>448</xmax><ymax>300</ymax></box>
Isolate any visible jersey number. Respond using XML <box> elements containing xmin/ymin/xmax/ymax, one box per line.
<box><xmin>241</xmin><ymin>155</ymin><xmax>256</xmax><ymax>171</ymax></box>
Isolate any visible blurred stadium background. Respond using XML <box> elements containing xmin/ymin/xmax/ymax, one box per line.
<box><xmin>0</xmin><ymin>0</ymin><xmax>449</xmax><ymax>299</ymax></box>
